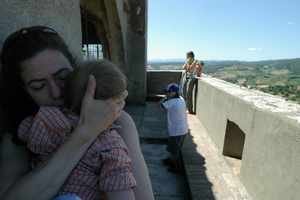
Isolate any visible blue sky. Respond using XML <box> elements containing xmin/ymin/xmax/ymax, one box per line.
<box><xmin>147</xmin><ymin>0</ymin><xmax>300</xmax><ymax>61</ymax></box>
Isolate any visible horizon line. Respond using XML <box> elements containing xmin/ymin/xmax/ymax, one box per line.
<box><xmin>148</xmin><ymin>57</ymin><xmax>300</xmax><ymax>62</ymax></box>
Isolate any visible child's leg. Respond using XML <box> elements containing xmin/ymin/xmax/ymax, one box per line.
<box><xmin>166</xmin><ymin>135</ymin><xmax>186</xmax><ymax>171</ymax></box>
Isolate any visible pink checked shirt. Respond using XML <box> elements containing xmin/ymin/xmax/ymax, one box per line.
<box><xmin>18</xmin><ymin>107</ymin><xmax>136</xmax><ymax>200</ymax></box>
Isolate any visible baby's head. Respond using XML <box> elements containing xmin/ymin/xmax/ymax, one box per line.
<box><xmin>65</xmin><ymin>60</ymin><xmax>127</xmax><ymax>114</ymax></box>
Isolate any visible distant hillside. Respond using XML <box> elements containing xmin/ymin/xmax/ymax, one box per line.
<box><xmin>147</xmin><ymin>58</ymin><xmax>300</xmax><ymax>104</ymax></box>
<box><xmin>148</xmin><ymin>58</ymin><xmax>300</xmax><ymax>74</ymax></box>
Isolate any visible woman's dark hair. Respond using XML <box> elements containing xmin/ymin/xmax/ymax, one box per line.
<box><xmin>0</xmin><ymin>26</ymin><xmax>75</xmax><ymax>133</ymax></box>
<box><xmin>186</xmin><ymin>51</ymin><xmax>195</xmax><ymax>58</ymax></box>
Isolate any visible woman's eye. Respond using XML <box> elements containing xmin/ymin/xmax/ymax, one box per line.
<box><xmin>29</xmin><ymin>83</ymin><xmax>46</xmax><ymax>91</ymax></box>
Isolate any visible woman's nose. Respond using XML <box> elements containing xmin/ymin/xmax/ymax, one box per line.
<box><xmin>48</xmin><ymin>79</ymin><xmax>62</xmax><ymax>99</ymax></box>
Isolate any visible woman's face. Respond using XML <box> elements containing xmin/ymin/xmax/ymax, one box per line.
<box><xmin>20</xmin><ymin>49</ymin><xmax>73</xmax><ymax>107</ymax></box>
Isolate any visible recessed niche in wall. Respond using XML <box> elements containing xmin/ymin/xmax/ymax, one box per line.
<box><xmin>223</xmin><ymin>120</ymin><xmax>246</xmax><ymax>176</ymax></box>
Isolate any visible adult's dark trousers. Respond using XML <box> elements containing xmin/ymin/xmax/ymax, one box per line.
<box><xmin>181</xmin><ymin>74</ymin><xmax>198</xmax><ymax>114</ymax></box>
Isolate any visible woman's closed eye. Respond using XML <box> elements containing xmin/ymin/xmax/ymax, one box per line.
<box><xmin>28</xmin><ymin>80</ymin><xmax>46</xmax><ymax>91</ymax></box>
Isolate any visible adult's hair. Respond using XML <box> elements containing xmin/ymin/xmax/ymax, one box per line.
<box><xmin>65</xmin><ymin>59</ymin><xmax>127</xmax><ymax>114</ymax></box>
<box><xmin>186</xmin><ymin>51</ymin><xmax>195</xmax><ymax>58</ymax></box>
<box><xmin>0</xmin><ymin>26</ymin><xmax>75</xmax><ymax>133</ymax></box>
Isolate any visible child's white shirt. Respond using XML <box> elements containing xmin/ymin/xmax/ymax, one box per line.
<box><xmin>161</xmin><ymin>96</ymin><xmax>188</xmax><ymax>136</ymax></box>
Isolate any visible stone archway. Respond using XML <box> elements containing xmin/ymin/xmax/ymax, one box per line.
<box><xmin>80</xmin><ymin>0</ymin><xmax>126</xmax><ymax>71</ymax></box>
<box><xmin>81</xmin><ymin>7</ymin><xmax>109</xmax><ymax>60</ymax></box>
<box><xmin>80</xmin><ymin>0</ymin><xmax>147</xmax><ymax>103</ymax></box>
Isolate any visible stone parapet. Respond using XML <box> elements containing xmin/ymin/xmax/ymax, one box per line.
<box><xmin>196</xmin><ymin>75</ymin><xmax>300</xmax><ymax>200</ymax></box>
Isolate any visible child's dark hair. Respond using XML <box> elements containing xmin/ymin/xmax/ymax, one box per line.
<box><xmin>0</xmin><ymin>26</ymin><xmax>75</xmax><ymax>133</ymax></box>
<box><xmin>65</xmin><ymin>60</ymin><xmax>127</xmax><ymax>114</ymax></box>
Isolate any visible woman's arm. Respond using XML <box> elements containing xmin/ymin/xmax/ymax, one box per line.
<box><xmin>2</xmin><ymin>124</ymin><xmax>107</xmax><ymax>200</ymax></box>
<box><xmin>196</xmin><ymin>62</ymin><xmax>203</xmax><ymax>77</ymax></box>
<box><xmin>2</xmin><ymin>76</ymin><xmax>121</xmax><ymax>200</ymax></box>
<box><xmin>116</xmin><ymin>111</ymin><xmax>155</xmax><ymax>200</ymax></box>
<box><xmin>0</xmin><ymin>133</ymin><xmax>30</xmax><ymax>196</ymax></box>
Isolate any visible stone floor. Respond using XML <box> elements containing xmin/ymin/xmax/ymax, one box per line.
<box><xmin>125</xmin><ymin>102</ymin><xmax>191</xmax><ymax>200</ymax></box>
<box><xmin>125</xmin><ymin>102</ymin><xmax>252</xmax><ymax>200</ymax></box>
<box><xmin>182</xmin><ymin>115</ymin><xmax>251</xmax><ymax>200</ymax></box>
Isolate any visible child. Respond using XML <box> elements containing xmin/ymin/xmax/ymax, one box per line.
<box><xmin>18</xmin><ymin>60</ymin><xmax>136</xmax><ymax>200</ymax></box>
<box><xmin>160</xmin><ymin>83</ymin><xmax>189</xmax><ymax>174</ymax></box>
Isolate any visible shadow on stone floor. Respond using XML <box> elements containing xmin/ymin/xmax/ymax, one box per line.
<box><xmin>182</xmin><ymin>132</ymin><xmax>215</xmax><ymax>200</ymax></box>
<box><xmin>125</xmin><ymin>102</ymin><xmax>191</xmax><ymax>199</ymax></box>
<box><xmin>125</xmin><ymin>102</ymin><xmax>215</xmax><ymax>200</ymax></box>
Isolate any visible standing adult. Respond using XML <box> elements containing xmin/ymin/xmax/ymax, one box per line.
<box><xmin>181</xmin><ymin>51</ymin><xmax>204</xmax><ymax>114</ymax></box>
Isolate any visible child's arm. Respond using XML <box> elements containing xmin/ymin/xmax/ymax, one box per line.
<box><xmin>159</xmin><ymin>96</ymin><xmax>168</xmax><ymax>110</ymax></box>
<box><xmin>106</xmin><ymin>189</ymin><xmax>135</xmax><ymax>200</ymax></box>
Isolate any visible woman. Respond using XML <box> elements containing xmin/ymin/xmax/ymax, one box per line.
<box><xmin>181</xmin><ymin>51</ymin><xmax>204</xmax><ymax>114</ymax></box>
<box><xmin>0</xmin><ymin>26</ymin><xmax>154</xmax><ymax>200</ymax></box>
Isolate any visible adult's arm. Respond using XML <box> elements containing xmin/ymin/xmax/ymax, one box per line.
<box><xmin>182</xmin><ymin>63</ymin><xmax>187</xmax><ymax>70</ymax></box>
<box><xmin>1</xmin><ymin>125</ymin><xmax>97</xmax><ymax>200</ymax></box>
<box><xmin>116</xmin><ymin>111</ymin><xmax>155</xmax><ymax>200</ymax></box>
<box><xmin>196</xmin><ymin>61</ymin><xmax>203</xmax><ymax>77</ymax></box>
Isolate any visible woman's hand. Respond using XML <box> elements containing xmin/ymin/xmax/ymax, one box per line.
<box><xmin>78</xmin><ymin>75</ymin><xmax>122</xmax><ymax>137</ymax></box>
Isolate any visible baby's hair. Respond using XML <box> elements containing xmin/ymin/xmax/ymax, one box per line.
<box><xmin>65</xmin><ymin>59</ymin><xmax>127</xmax><ymax>114</ymax></box>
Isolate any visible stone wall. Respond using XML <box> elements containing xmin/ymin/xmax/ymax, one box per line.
<box><xmin>195</xmin><ymin>75</ymin><xmax>300</xmax><ymax>200</ymax></box>
<box><xmin>121</xmin><ymin>0</ymin><xmax>148</xmax><ymax>103</ymax></box>
<box><xmin>147</xmin><ymin>70</ymin><xmax>182</xmax><ymax>96</ymax></box>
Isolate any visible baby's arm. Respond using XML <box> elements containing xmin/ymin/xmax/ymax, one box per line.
<box><xmin>98</xmin><ymin>130</ymin><xmax>137</xmax><ymax>200</ymax></box>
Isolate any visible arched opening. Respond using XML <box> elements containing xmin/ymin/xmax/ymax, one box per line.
<box><xmin>80</xmin><ymin>0</ymin><xmax>147</xmax><ymax>103</ymax></box>
<box><xmin>80</xmin><ymin>7</ymin><xmax>109</xmax><ymax>60</ymax></box>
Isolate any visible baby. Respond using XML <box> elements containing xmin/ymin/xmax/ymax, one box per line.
<box><xmin>18</xmin><ymin>60</ymin><xmax>136</xmax><ymax>200</ymax></box>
